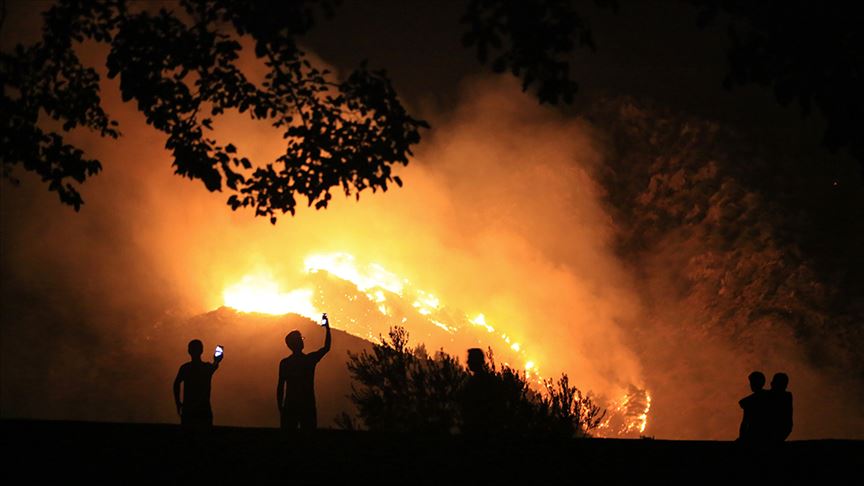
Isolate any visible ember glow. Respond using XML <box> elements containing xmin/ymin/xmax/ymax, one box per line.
<box><xmin>598</xmin><ymin>387</ymin><xmax>653</xmax><ymax>436</ymax></box>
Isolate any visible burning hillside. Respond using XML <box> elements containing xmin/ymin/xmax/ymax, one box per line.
<box><xmin>219</xmin><ymin>251</ymin><xmax>651</xmax><ymax>436</ymax></box>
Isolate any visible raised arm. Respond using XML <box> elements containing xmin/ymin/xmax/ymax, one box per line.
<box><xmin>318</xmin><ymin>322</ymin><xmax>331</xmax><ymax>356</ymax></box>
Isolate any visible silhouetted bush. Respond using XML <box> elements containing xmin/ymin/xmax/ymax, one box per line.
<box><xmin>346</xmin><ymin>326</ymin><xmax>604</xmax><ymax>438</ymax></box>
<box><xmin>2</xmin><ymin>0</ymin><xmax>426</xmax><ymax>220</ymax></box>
<box><xmin>346</xmin><ymin>327</ymin><xmax>464</xmax><ymax>434</ymax></box>
<box><xmin>541</xmin><ymin>373</ymin><xmax>606</xmax><ymax>437</ymax></box>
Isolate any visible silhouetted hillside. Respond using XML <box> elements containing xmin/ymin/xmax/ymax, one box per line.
<box><xmin>0</xmin><ymin>307</ymin><xmax>373</xmax><ymax>428</ymax></box>
<box><xmin>167</xmin><ymin>307</ymin><xmax>374</xmax><ymax>428</ymax></box>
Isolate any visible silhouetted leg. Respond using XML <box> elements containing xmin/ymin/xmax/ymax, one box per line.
<box><xmin>182</xmin><ymin>405</ymin><xmax>213</xmax><ymax>429</ymax></box>
<box><xmin>299</xmin><ymin>404</ymin><xmax>317</xmax><ymax>431</ymax></box>
<box><xmin>281</xmin><ymin>405</ymin><xmax>300</xmax><ymax>431</ymax></box>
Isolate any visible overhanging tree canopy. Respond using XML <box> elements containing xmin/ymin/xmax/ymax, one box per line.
<box><xmin>1</xmin><ymin>0</ymin><xmax>428</xmax><ymax>223</ymax></box>
<box><xmin>4</xmin><ymin>0</ymin><xmax>858</xmax><ymax>223</ymax></box>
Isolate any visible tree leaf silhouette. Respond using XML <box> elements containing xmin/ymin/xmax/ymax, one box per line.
<box><xmin>1</xmin><ymin>0</ymin><xmax>427</xmax><ymax>222</ymax></box>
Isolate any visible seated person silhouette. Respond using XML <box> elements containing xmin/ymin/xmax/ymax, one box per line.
<box><xmin>277</xmin><ymin>317</ymin><xmax>331</xmax><ymax>431</ymax></box>
<box><xmin>769</xmin><ymin>372</ymin><xmax>793</xmax><ymax>442</ymax></box>
<box><xmin>460</xmin><ymin>348</ymin><xmax>500</xmax><ymax>437</ymax></box>
<box><xmin>738</xmin><ymin>371</ymin><xmax>770</xmax><ymax>443</ymax></box>
<box><xmin>173</xmin><ymin>339</ymin><xmax>223</xmax><ymax>428</ymax></box>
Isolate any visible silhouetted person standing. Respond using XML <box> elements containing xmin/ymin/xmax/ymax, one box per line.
<box><xmin>769</xmin><ymin>372</ymin><xmax>793</xmax><ymax>442</ymax></box>
<box><xmin>173</xmin><ymin>339</ymin><xmax>223</xmax><ymax>428</ymax></box>
<box><xmin>738</xmin><ymin>371</ymin><xmax>770</xmax><ymax>443</ymax></box>
<box><xmin>461</xmin><ymin>348</ymin><xmax>499</xmax><ymax>437</ymax></box>
<box><xmin>277</xmin><ymin>316</ymin><xmax>331</xmax><ymax>431</ymax></box>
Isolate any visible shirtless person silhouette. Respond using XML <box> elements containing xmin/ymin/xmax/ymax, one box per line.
<box><xmin>277</xmin><ymin>315</ymin><xmax>332</xmax><ymax>431</ymax></box>
<box><xmin>738</xmin><ymin>371</ymin><xmax>770</xmax><ymax>443</ymax></box>
<box><xmin>173</xmin><ymin>339</ymin><xmax>223</xmax><ymax>428</ymax></box>
<box><xmin>461</xmin><ymin>348</ymin><xmax>500</xmax><ymax>437</ymax></box>
<box><xmin>769</xmin><ymin>372</ymin><xmax>793</xmax><ymax>442</ymax></box>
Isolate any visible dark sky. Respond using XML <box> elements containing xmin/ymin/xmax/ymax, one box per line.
<box><xmin>0</xmin><ymin>0</ymin><xmax>839</xmax><ymax>151</ymax></box>
<box><xmin>302</xmin><ymin>0</ymin><xmax>831</xmax><ymax>154</ymax></box>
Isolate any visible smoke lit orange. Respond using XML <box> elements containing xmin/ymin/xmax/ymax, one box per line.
<box><xmin>221</xmin><ymin>251</ymin><xmax>650</xmax><ymax>436</ymax></box>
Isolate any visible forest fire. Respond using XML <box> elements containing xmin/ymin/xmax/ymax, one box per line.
<box><xmin>221</xmin><ymin>252</ymin><xmax>541</xmax><ymax>371</ymax></box>
<box><xmin>598</xmin><ymin>388</ymin><xmax>653</xmax><ymax>436</ymax></box>
<box><xmin>221</xmin><ymin>251</ymin><xmax>652</xmax><ymax>436</ymax></box>
<box><xmin>2</xmin><ymin>2</ymin><xmax>862</xmax><ymax>467</ymax></box>
<box><xmin>223</xmin><ymin>275</ymin><xmax>319</xmax><ymax>318</ymax></box>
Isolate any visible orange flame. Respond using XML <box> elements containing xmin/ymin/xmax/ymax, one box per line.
<box><xmin>221</xmin><ymin>251</ymin><xmax>649</xmax><ymax>436</ymax></box>
<box><xmin>222</xmin><ymin>274</ymin><xmax>319</xmax><ymax>318</ymax></box>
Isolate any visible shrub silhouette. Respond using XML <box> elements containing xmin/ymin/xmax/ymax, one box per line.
<box><xmin>542</xmin><ymin>373</ymin><xmax>606</xmax><ymax>437</ymax></box>
<box><xmin>346</xmin><ymin>326</ymin><xmax>604</xmax><ymax>438</ymax></box>
<box><xmin>346</xmin><ymin>327</ymin><xmax>464</xmax><ymax>434</ymax></box>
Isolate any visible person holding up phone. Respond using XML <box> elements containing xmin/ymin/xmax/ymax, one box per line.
<box><xmin>173</xmin><ymin>339</ymin><xmax>224</xmax><ymax>428</ymax></box>
<box><xmin>277</xmin><ymin>313</ymin><xmax>332</xmax><ymax>431</ymax></box>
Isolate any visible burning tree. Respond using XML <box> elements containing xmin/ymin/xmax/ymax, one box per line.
<box><xmin>345</xmin><ymin>326</ymin><xmax>605</xmax><ymax>438</ymax></box>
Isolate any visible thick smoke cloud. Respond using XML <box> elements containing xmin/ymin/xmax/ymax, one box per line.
<box><xmin>2</xmin><ymin>59</ymin><xmax>650</xmax><ymax>430</ymax></box>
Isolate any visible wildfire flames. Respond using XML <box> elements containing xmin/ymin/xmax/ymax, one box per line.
<box><xmin>222</xmin><ymin>252</ymin><xmax>538</xmax><ymax>369</ymax></box>
<box><xmin>599</xmin><ymin>387</ymin><xmax>652</xmax><ymax>436</ymax></box>
<box><xmin>223</xmin><ymin>275</ymin><xmax>317</xmax><ymax>317</ymax></box>
<box><xmin>220</xmin><ymin>251</ymin><xmax>651</xmax><ymax>437</ymax></box>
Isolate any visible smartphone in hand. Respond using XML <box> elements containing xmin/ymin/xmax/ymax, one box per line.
<box><xmin>215</xmin><ymin>345</ymin><xmax>224</xmax><ymax>359</ymax></box>
<box><xmin>321</xmin><ymin>313</ymin><xmax>329</xmax><ymax>327</ymax></box>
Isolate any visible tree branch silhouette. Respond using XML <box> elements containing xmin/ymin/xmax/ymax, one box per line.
<box><xmin>1</xmin><ymin>0</ymin><xmax>427</xmax><ymax>222</ymax></box>
<box><xmin>5</xmin><ymin>0</ymin><xmax>856</xmax><ymax>220</ymax></box>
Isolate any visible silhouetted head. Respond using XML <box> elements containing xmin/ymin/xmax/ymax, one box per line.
<box><xmin>188</xmin><ymin>339</ymin><xmax>203</xmax><ymax>358</ymax></box>
<box><xmin>771</xmin><ymin>372</ymin><xmax>789</xmax><ymax>391</ymax></box>
<box><xmin>748</xmin><ymin>371</ymin><xmax>766</xmax><ymax>392</ymax></box>
<box><xmin>285</xmin><ymin>330</ymin><xmax>304</xmax><ymax>353</ymax></box>
<box><xmin>467</xmin><ymin>348</ymin><xmax>486</xmax><ymax>373</ymax></box>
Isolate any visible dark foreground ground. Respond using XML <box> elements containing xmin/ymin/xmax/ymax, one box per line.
<box><xmin>2</xmin><ymin>420</ymin><xmax>861</xmax><ymax>485</ymax></box>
